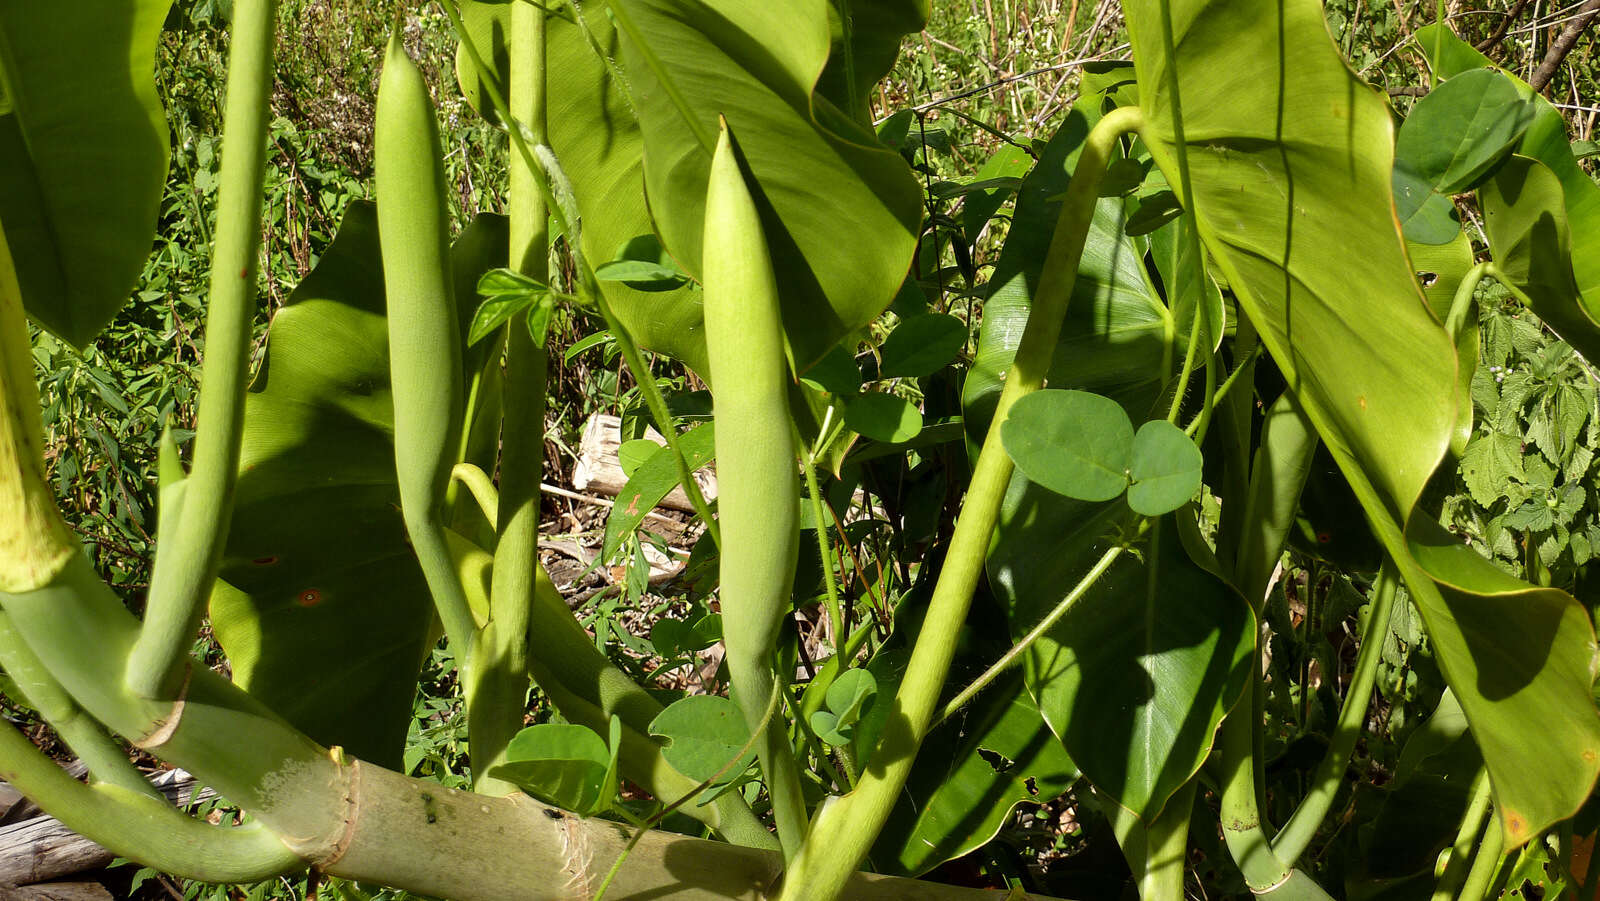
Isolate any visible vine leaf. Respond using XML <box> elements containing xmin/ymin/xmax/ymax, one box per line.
<box><xmin>1125</xmin><ymin>0</ymin><xmax>1600</xmax><ymax>844</ymax></box>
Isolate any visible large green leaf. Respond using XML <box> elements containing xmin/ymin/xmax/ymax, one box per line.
<box><xmin>1417</xmin><ymin>24</ymin><xmax>1600</xmax><ymax>330</ymax></box>
<box><xmin>1023</xmin><ymin>517</ymin><xmax>1253</xmax><ymax>822</ymax></box>
<box><xmin>871</xmin><ymin>673</ymin><xmax>1079</xmax><ymax>877</ymax></box>
<box><xmin>0</xmin><ymin>0</ymin><xmax>171</xmax><ymax>347</ymax></box>
<box><xmin>209</xmin><ymin>203</ymin><xmax>508</xmax><ymax>768</ymax></box>
<box><xmin>816</xmin><ymin>0</ymin><xmax>928</xmax><ymax>118</ymax></box>
<box><xmin>1480</xmin><ymin>155</ymin><xmax>1600</xmax><ymax>366</ymax></box>
<box><xmin>1123</xmin><ymin>0</ymin><xmax>1600</xmax><ymax>844</ymax></box>
<box><xmin>1407</xmin><ymin>230</ymin><xmax>1477</xmax><ymax>455</ymax></box>
<box><xmin>455</xmin><ymin>1</ymin><xmax>709</xmax><ymax>374</ymax></box>
<box><xmin>613</xmin><ymin>0</ymin><xmax>923</xmax><ymax>369</ymax></box>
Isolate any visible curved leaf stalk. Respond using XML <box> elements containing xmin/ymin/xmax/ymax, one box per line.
<box><xmin>470</xmin><ymin>0</ymin><xmax>550</xmax><ymax>798</ymax></box>
<box><xmin>1273</xmin><ymin>562</ymin><xmax>1398</xmax><ymax>864</ymax></box>
<box><xmin>1184</xmin><ymin>342</ymin><xmax>1262</xmax><ymax>439</ymax></box>
<box><xmin>1444</xmin><ymin>262</ymin><xmax>1492</xmax><ymax>340</ymax></box>
<box><xmin>1218</xmin><ymin>705</ymin><xmax>1295</xmax><ymax>891</ymax></box>
<box><xmin>1432</xmin><ymin>768</ymin><xmax>1492</xmax><ymax>901</ymax></box>
<box><xmin>450</xmin><ymin>463</ymin><xmax>502</xmax><ymax>525</ymax></box>
<box><xmin>125</xmin><ymin>0</ymin><xmax>278</xmax><ymax>699</ymax></box>
<box><xmin>445</xmin><ymin>0</ymin><xmax>721</xmax><ymax>552</ymax></box>
<box><xmin>1106</xmin><ymin>779</ymin><xmax>1198</xmax><ymax>901</ymax></box>
<box><xmin>1165</xmin><ymin>293</ymin><xmax>1208</xmax><ymax>423</ymax></box>
<box><xmin>702</xmin><ymin>122</ymin><xmax>808</xmax><ymax>859</ymax></box>
<box><xmin>936</xmin><ymin>531</ymin><xmax>1141</xmax><ymax>727</ymax></box>
<box><xmin>775</xmin><ymin>104</ymin><xmax>1146</xmax><ymax>901</ymax></box>
<box><xmin>0</xmin><ymin>612</ymin><xmax>157</xmax><ymax>798</ymax></box>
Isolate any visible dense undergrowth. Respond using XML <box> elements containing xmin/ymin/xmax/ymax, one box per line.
<box><xmin>12</xmin><ymin>0</ymin><xmax>1600</xmax><ymax>898</ymax></box>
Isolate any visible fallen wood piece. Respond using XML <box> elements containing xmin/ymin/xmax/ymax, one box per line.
<box><xmin>0</xmin><ymin>882</ymin><xmax>114</xmax><ymax>901</ymax></box>
<box><xmin>572</xmin><ymin>414</ymin><xmax>717</xmax><ymax>512</ymax></box>
<box><xmin>0</xmin><ymin>770</ymin><xmax>207</xmax><ymax>886</ymax></box>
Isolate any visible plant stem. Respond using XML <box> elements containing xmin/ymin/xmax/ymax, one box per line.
<box><xmin>1432</xmin><ymin>768</ymin><xmax>1492</xmax><ymax>901</ymax></box>
<box><xmin>1185</xmin><ymin>342</ymin><xmax>1262</xmax><ymax>438</ymax></box>
<box><xmin>0</xmin><ymin>612</ymin><xmax>159</xmax><ymax>799</ymax></box>
<box><xmin>936</xmin><ymin>536</ymin><xmax>1134</xmax><ymax>726</ymax></box>
<box><xmin>804</xmin><ymin>459</ymin><xmax>847</xmax><ymax>652</ymax></box>
<box><xmin>470</xmin><ymin>0</ymin><xmax>550</xmax><ymax>798</ymax></box>
<box><xmin>0</xmin><ymin>714</ymin><xmax>299</xmax><ymax>881</ymax></box>
<box><xmin>774</xmin><ymin>104</ymin><xmax>1146</xmax><ymax>901</ymax></box>
<box><xmin>1459</xmin><ymin>807</ymin><xmax>1507</xmax><ymax>901</ymax></box>
<box><xmin>1445</xmin><ymin>262</ymin><xmax>1491</xmax><ymax>341</ymax></box>
<box><xmin>1218</xmin><ymin>700</ymin><xmax>1295</xmax><ymax>892</ymax></box>
<box><xmin>127</xmin><ymin>0</ymin><xmax>277</xmax><ymax>699</ymax></box>
<box><xmin>446</xmin><ymin>0</ymin><xmax>722</xmax><ymax>550</ymax></box>
<box><xmin>1166</xmin><ymin>296</ymin><xmax>1206</xmax><ymax>423</ymax></box>
<box><xmin>1106</xmin><ymin>778</ymin><xmax>1198</xmax><ymax>901</ymax></box>
<box><xmin>450</xmin><ymin>463</ymin><xmax>501</xmax><ymax>526</ymax></box>
<box><xmin>1273</xmin><ymin>562</ymin><xmax>1398</xmax><ymax>864</ymax></box>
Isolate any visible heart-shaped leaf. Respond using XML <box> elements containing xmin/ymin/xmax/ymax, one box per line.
<box><xmin>1127</xmin><ymin>420</ymin><xmax>1203</xmax><ymax>515</ymax></box>
<box><xmin>492</xmin><ymin>723</ymin><xmax>615</xmax><ymax>816</ymax></box>
<box><xmin>649</xmin><ymin>694</ymin><xmax>756</xmax><ymax>786</ymax></box>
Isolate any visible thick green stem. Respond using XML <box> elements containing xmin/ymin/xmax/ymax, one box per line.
<box><xmin>1233</xmin><ymin>392</ymin><xmax>1317</xmax><ymax>609</ymax></box>
<box><xmin>1107</xmin><ymin>779</ymin><xmax>1198</xmax><ymax>901</ymax></box>
<box><xmin>775</xmin><ymin>105</ymin><xmax>1146</xmax><ymax>901</ymax></box>
<box><xmin>1432</xmin><ymin>768</ymin><xmax>1492</xmax><ymax>901</ymax></box>
<box><xmin>450</xmin><ymin>463</ymin><xmax>501</xmax><ymax>525</ymax></box>
<box><xmin>1459</xmin><ymin>809</ymin><xmax>1507</xmax><ymax>901</ymax></box>
<box><xmin>0</xmin><ymin>612</ymin><xmax>158</xmax><ymax>799</ymax></box>
<box><xmin>1273</xmin><ymin>562</ymin><xmax>1398</xmax><ymax>864</ymax></box>
<box><xmin>0</xmin><ymin>716</ymin><xmax>299</xmax><ymax>881</ymax></box>
<box><xmin>1219</xmin><ymin>701</ymin><xmax>1293</xmax><ymax>891</ymax></box>
<box><xmin>469</xmin><ymin>0</ymin><xmax>549</xmax><ymax>799</ymax></box>
<box><xmin>127</xmin><ymin>0</ymin><xmax>278</xmax><ymax>699</ymax></box>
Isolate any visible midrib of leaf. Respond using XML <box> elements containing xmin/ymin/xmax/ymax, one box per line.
<box><xmin>606</xmin><ymin>1</ymin><xmax>717</xmax><ymax>154</ymax></box>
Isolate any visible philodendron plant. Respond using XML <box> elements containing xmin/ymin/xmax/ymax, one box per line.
<box><xmin>2</xmin><ymin>0</ymin><xmax>1599</xmax><ymax>899</ymax></box>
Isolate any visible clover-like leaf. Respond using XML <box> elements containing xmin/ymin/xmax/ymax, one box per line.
<box><xmin>1126</xmin><ymin>420</ymin><xmax>1203</xmax><ymax>515</ymax></box>
<box><xmin>1002</xmin><ymin>390</ymin><xmax>1135</xmax><ymax>502</ymax></box>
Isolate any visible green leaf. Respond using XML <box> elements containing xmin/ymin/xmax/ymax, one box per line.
<box><xmin>1458</xmin><ymin>429</ymin><xmax>1526</xmax><ymax>507</ymax></box>
<box><xmin>456</xmin><ymin>1</ymin><xmax>709</xmax><ymax>373</ymax></box>
<box><xmin>1417</xmin><ymin>25</ymin><xmax>1600</xmax><ymax>330</ymax></box>
<box><xmin>210</xmin><ymin>203</ymin><xmax>508</xmax><ymax>768</ymax></box>
<box><xmin>844</xmin><ymin>392</ymin><xmax>923</xmax><ymax>443</ymax></box>
<box><xmin>1480</xmin><ymin>155</ymin><xmax>1600</xmax><ymax>365</ymax></box>
<box><xmin>1392</xmin><ymin>161</ymin><xmax>1463</xmax><ymax>245</ymax></box>
<box><xmin>648</xmin><ymin>694</ymin><xmax>756</xmax><ymax>784</ymax></box>
<box><xmin>1025</xmin><ymin>518</ymin><xmax>1253</xmax><ymax>821</ymax></box>
<box><xmin>492</xmin><ymin>724</ymin><xmax>613</xmax><ymax>816</ymax></box>
<box><xmin>872</xmin><ymin>674</ymin><xmax>1079</xmax><ymax>876</ymax></box>
<box><xmin>601</xmin><ymin>422</ymin><xmax>715</xmax><ymax>561</ymax></box>
<box><xmin>815</xmin><ymin>0</ymin><xmax>927</xmax><ymax>117</ymax></box>
<box><xmin>1150</xmin><ymin>215</ymin><xmax>1224</xmax><ymax>354</ymax></box>
<box><xmin>467</xmin><ymin>294</ymin><xmax>535</xmax><ymax>346</ymax></box>
<box><xmin>1126</xmin><ymin>0</ymin><xmax>1600</xmax><ymax>845</ymax></box>
<box><xmin>797</xmin><ymin>345</ymin><xmax>862</xmax><ymax>397</ymax></box>
<box><xmin>0</xmin><ymin>0</ymin><xmax>172</xmax><ymax>346</ymax></box>
<box><xmin>1392</xmin><ymin>68</ymin><xmax>1536</xmax><ymax>234</ymax></box>
<box><xmin>811</xmin><ymin>668</ymin><xmax>878</xmax><ymax>744</ymax></box>
<box><xmin>594</xmin><ymin>235</ymin><xmax>689</xmax><ymax>289</ymax></box>
<box><xmin>1409</xmin><ymin>230</ymin><xmax>1479</xmax><ymax>454</ymax></box>
<box><xmin>612</xmin><ymin>0</ymin><xmax>923</xmax><ymax>370</ymax></box>
<box><xmin>962</xmin><ymin>143</ymin><xmax>1034</xmax><ymax>243</ymax></box>
<box><xmin>1126</xmin><ymin>420</ymin><xmax>1203</xmax><ymax>515</ymax></box>
<box><xmin>878</xmin><ymin>313</ymin><xmax>967</xmax><ymax>378</ymax></box>
<box><xmin>1002</xmin><ymin>390</ymin><xmax>1134</xmax><ymax>503</ymax></box>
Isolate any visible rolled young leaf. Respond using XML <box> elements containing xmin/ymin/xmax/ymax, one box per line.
<box><xmin>374</xmin><ymin>33</ymin><xmax>475</xmax><ymax>659</ymax></box>
<box><xmin>701</xmin><ymin>120</ymin><xmax>808</xmax><ymax>858</ymax></box>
